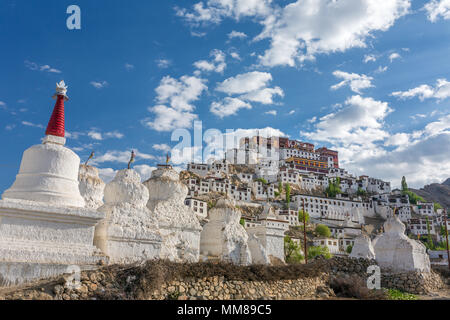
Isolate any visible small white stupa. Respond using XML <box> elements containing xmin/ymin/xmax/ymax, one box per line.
<box><xmin>78</xmin><ymin>160</ymin><xmax>105</xmax><ymax>210</ymax></box>
<box><xmin>373</xmin><ymin>213</ymin><xmax>431</xmax><ymax>273</ymax></box>
<box><xmin>0</xmin><ymin>81</ymin><xmax>106</xmax><ymax>287</ymax></box>
<box><xmin>200</xmin><ymin>197</ymin><xmax>252</xmax><ymax>265</ymax></box>
<box><xmin>144</xmin><ymin>164</ymin><xmax>202</xmax><ymax>262</ymax></box>
<box><xmin>94</xmin><ymin>168</ymin><xmax>162</xmax><ymax>264</ymax></box>
<box><xmin>349</xmin><ymin>233</ymin><xmax>376</xmax><ymax>260</ymax></box>
<box><xmin>2</xmin><ymin>81</ymin><xmax>85</xmax><ymax>207</ymax></box>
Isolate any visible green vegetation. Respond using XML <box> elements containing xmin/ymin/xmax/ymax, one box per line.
<box><xmin>402</xmin><ymin>190</ymin><xmax>424</xmax><ymax>205</ymax></box>
<box><xmin>315</xmin><ymin>224</ymin><xmax>331</xmax><ymax>238</ymax></box>
<box><xmin>387</xmin><ymin>289</ymin><xmax>418</xmax><ymax>300</ymax></box>
<box><xmin>298</xmin><ymin>210</ymin><xmax>310</xmax><ymax>224</ymax></box>
<box><xmin>434</xmin><ymin>202</ymin><xmax>443</xmax><ymax>210</ymax></box>
<box><xmin>284</xmin><ymin>236</ymin><xmax>304</xmax><ymax>264</ymax></box>
<box><xmin>256</xmin><ymin>177</ymin><xmax>268</xmax><ymax>185</ymax></box>
<box><xmin>285</xmin><ymin>183</ymin><xmax>291</xmax><ymax>206</ymax></box>
<box><xmin>400</xmin><ymin>176</ymin><xmax>424</xmax><ymax>205</ymax></box>
<box><xmin>356</xmin><ymin>187</ymin><xmax>367</xmax><ymax>197</ymax></box>
<box><xmin>307</xmin><ymin>245</ymin><xmax>332</xmax><ymax>260</ymax></box>
<box><xmin>426</xmin><ymin>217</ymin><xmax>434</xmax><ymax>250</ymax></box>
<box><xmin>278</xmin><ymin>181</ymin><xmax>283</xmax><ymax>194</ymax></box>
<box><xmin>401</xmin><ymin>176</ymin><xmax>408</xmax><ymax>192</ymax></box>
<box><xmin>239</xmin><ymin>218</ymin><xmax>245</xmax><ymax>227</ymax></box>
<box><xmin>346</xmin><ymin>245</ymin><xmax>353</xmax><ymax>254</ymax></box>
<box><xmin>326</xmin><ymin>177</ymin><xmax>342</xmax><ymax>198</ymax></box>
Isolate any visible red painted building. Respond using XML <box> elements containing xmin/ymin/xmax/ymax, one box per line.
<box><xmin>316</xmin><ymin>147</ymin><xmax>339</xmax><ymax>168</ymax></box>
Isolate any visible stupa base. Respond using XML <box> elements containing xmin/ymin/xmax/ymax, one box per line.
<box><xmin>0</xmin><ymin>199</ymin><xmax>107</xmax><ymax>288</ymax></box>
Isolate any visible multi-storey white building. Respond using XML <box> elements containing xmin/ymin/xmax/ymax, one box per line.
<box><xmin>408</xmin><ymin>217</ymin><xmax>436</xmax><ymax>236</ymax></box>
<box><xmin>185</xmin><ymin>197</ymin><xmax>208</xmax><ymax>219</ymax></box>
<box><xmin>276</xmin><ymin>209</ymin><xmax>299</xmax><ymax>226</ymax></box>
<box><xmin>225</xmin><ymin>148</ymin><xmax>258</xmax><ymax>165</ymax></box>
<box><xmin>278</xmin><ymin>168</ymin><xmax>300</xmax><ymax>185</ymax></box>
<box><xmin>416</xmin><ymin>202</ymin><xmax>435</xmax><ymax>216</ymax></box>
<box><xmin>299</xmin><ymin>173</ymin><xmax>329</xmax><ymax>191</ymax></box>
<box><xmin>187</xmin><ymin>163</ymin><xmax>209</xmax><ymax>178</ymax></box>
<box><xmin>279</xmin><ymin>148</ymin><xmax>321</xmax><ymax>161</ymax></box>
<box><xmin>252</xmin><ymin>180</ymin><xmax>275</xmax><ymax>201</ymax></box>
<box><xmin>292</xmin><ymin>194</ymin><xmax>373</xmax><ymax>221</ymax></box>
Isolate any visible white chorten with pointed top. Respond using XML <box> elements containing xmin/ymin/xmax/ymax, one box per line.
<box><xmin>2</xmin><ymin>81</ymin><xmax>85</xmax><ymax>207</ymax></box>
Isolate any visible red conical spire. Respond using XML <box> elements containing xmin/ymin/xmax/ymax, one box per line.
<box><xmin>45</xmin><ymin>81</ymin><xmax>68</xmax><ymax>138</ymax></box>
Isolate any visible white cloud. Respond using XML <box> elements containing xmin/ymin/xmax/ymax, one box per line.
<box><xmin>375</xmin><ymin>66</ymin><xmax>388</xmax><ymax>73</ymax></box>
<box><xmin>87</xmin><ymin>130</ymin><xmax>124</xmax><ymax>140</ymax></box>
<box><xmin>216</xmin><ymin>71</ymin><xmax>272</xmax><ymax>95</ymax></box>
<box><xmin>228</xmin><ymin>30</ymin><xmax>248</xmax><ymax>39</ymax></box>
<box><xmin>176</xmin><ymin>0</ymin><xmax>272</xmax><ymax>24</ymax></box>
<box><xmin>264</xmin><ymin>110</ymin><xmax>277</xmax><ymax>116</ymax></box>
<box><xmin>90</xmin><ymin>81</ymin><xmax>108</xmax><ymax>89</ymax></box>
<box><xmin>125</xmin><ymin>63</ymin><xmax>135</xmax><ymax>71</ymax></box>
<box><xmin>194</xmin><ymin>49</ymin><xmax>226</xmax><ymax>73</ymax></box>
<box><xmin>21</xmin><ymin>121</ymin><xmax>44</xmax><ymax>129</ymax></box>
<box><xmin>134</xmin><ymin>164</ymin><xmax>157</xmax><ymax>181</ymax></box>
<box><xmin>389</xmin><ymin>52</ymin><xmax>401</xmax><ymax>62</ymax></box>
<box><xmin>240</xmin><ymin>86</ymin><xmax>284</xmax><ymax>104</ymax></box>
<box><xmin>363</xmin><ymin>54</ymin><xmax>377</xmax><ymax>63</ymax></box>
<box><xmin>288</xmin><ymin>110</ymin><xmax>295</xmax><ymax>115</ymax></box>
<box><xmin>302</xmin><ymin>95</ymin><xmax>393</xmax><ymax>146</ymax></box>
<box><xmin>213</xmin><ymin>71</ymin><xmax>283</xmax><ymax>116</ymax></box>
<box><xmin>153</xmin><ymin>143</ymin><xmax>171</xmax><ymax>152</ymax></box>
<box><xmin>98</xmin><ymin>168</ymin><xmax>117</xmax><ymax>183</ymax></box>
<box><xmin>156</xmin><ymin>59</ymin><xmax>172</xmax><ymax>68</ymax></box>
<box><xmin>424</xmin><ymin>0</ymin><xmax>450</xmax><ymax>22</ymax></box>
<box><xmin>88</xmin><ymin>131</ymin><xmax>103</xmax><ymax>140</ymax></box>
<box><xmin>210</xmin><ymin>97</ymin><xmax>252</xmax><ymax>118</ymax></box>
<box><xmin>25</xmin><ymin>60</ymin><xmax>61</xmax><ymax>73</ymax></box>
<box><xmin>5</xmin><ymin>124</ymin><xmax>16</xmax><ymax>131</ymax></box>
<box><xmin>256</xmin><ymin>0</ymin><xmax>410</xmax><ymax>67</ymax></box>
<box><xmin>391</xmin><ymin>78</ymin><xmax>450</xmax><ymax>101</ymax></box>
<box><xmin>331</xmin><ymin>70</ymin><xmax>374</xmax><ymax>94</ymax></box>
<box><xmin>144</xmin><ymin>75</ymin><xmax>208</xmax><ymax>132</ymax></box>
<box><xmin>230</xmin><ymin>52</ymin><xmax>241</xmax><ymax>60</ymax></box>
<box><xmin>92</xmin><ymin>149</ymin><xmax>155</xmax><ymax>165</ymax></box>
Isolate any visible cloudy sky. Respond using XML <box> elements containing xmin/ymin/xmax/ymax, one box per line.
<box><xmin>0</xmin><ymin>0</ymin><xmax>449</xmax><ymax>191</ymax></box>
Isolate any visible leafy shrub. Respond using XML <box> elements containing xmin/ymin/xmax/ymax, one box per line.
<box><xmin>308</xmin><ymin>245</ymin><xmax>332</xmax><ymax>260</ymax></box>
<box><xmin>315</xmin><ymin>224</ymin><xmax>331</xmax><ymax>238</ymax></box>
<box><xmin>387</xmin><ymin>289</ymin><xmax>417</xmax><ymax>300</ymax></box>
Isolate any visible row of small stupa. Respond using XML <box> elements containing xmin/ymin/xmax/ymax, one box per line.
<box><xmin>0</xmin><ymin>81</ymin><xmax>273</xmax><ymax>287</ymax></box>
<box><xmin>0</xmin><ymin>82</ymin><xmax>430</xmax><ymax>287</ymax></box>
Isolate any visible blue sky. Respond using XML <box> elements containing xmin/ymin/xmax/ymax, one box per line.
<box><xmin>1</xmin><ymin>0</ymin><xmax>450</xmax><ymax>192</ymax></box>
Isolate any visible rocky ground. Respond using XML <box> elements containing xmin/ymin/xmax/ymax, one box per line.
<box><xmin>0</xmin><ymin>257</ymin><xmax>448</xmax><ymax>300</ymax></box>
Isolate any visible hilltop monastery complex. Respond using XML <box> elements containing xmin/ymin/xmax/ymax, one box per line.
<box><xmin>0</xmin><ymin>82</ymin><xmax>447</xmax><ymax>288</ymax></box>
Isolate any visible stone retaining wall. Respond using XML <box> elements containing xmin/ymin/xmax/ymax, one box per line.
<box><xmin>0</xmin><ymin>257</ymin><xmax>447</xmax><ymax>300</ymax></box>
<box><xmin>150</xmin><ymin>275</ymin><xmax>332</xmax><ymax>300</ymax></box>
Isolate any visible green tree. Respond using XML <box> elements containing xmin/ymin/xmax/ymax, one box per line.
<box><xmin>285</xmin><ymin>183</ymin><xmax>291</xmax><ymax>206</ymax></box>
<box><xmin>426</xmin><ymin>217</ymin><xmax>434</xmax><ymax>250</ymax></box>
<box><xmin>284</xmin><ymin>236</ymin><xmax>304</xmax><ymax>264</ymax></box>
<box><xmin>298</xmin><ymin>210</ymin><xmax>310</xmax><ymax>224</ymax></box>
<box><xmin>278</xmin><ymin>181</ymin><xmax>283</xmax><ymax>194</ymax></box>
<box><xmin>256</xmin><ymin>178</ymin><xmax>268</xmax><ymax>185</ymax></box>
<box><xmin>434</xmin><ymin>203</ymin><xmax>443</xmax><ymax>211</ymax></box>
<box><xmin>401</xmin><ymin>176</ymin><xmax>408</xmax><ymax>192</ymax></box>
<box><xmin>356</xmin><ymin>187</ymin><xmax>367</xmax><ymax>197</ymax></box>
<box><xmin>402</xmin><ymin>190</ymin><xmax>424</xmax><ymax>205</ymax></box>
<box><xmin>326</xmin><ymin>177</ymin><xmax>341</xmax><ymax>198</ymax></box>
<box><xmin>239</xmin><ymin>218</ymin><xmax>245</xmax><ymax>228</ymax></box>
<box><xmin>346</xmin><ymin>245</ymin><xmax>353</xmax><ymax>254</ymax></box>
<box><xmin>307</xmin><ymin>246</ymin><xmax>332</xmax><ymax>260</ymax></box>
<box><xmin>315</xmin><ymin>224</ymin><xmax>331</xmax><ymax>237</ymax></box>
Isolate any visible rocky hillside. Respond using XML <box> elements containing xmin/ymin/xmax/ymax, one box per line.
<box><xmin>410</xmin><ymin>178</ymin><xmax>450</xmax><ymax>209</ymax></box>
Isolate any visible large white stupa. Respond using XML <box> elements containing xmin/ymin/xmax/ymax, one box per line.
<box><xmin>0</xmin><ymin>81</ymin><xmax>106</xmax><ymax>288</ymax></box>
<box><xmin>2</xmin><ymin>81</ymin><xmax>85</xmax><ymax>207</ymax></box>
